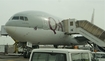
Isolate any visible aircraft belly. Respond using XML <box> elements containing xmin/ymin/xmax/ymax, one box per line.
<box><xmin>5</xmin><ymin>26</ymin><xmax>79</xmax><ymax>45</ymax></box>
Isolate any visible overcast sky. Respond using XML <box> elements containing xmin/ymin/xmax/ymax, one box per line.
<box><xmin>0</xmin><ymin>0</ymin><xmax>104</xmax><ymax>45</ymax></box>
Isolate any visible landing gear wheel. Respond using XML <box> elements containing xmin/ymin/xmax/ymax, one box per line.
<box><xmin>32</xmin><ymin>45</ymin><xmax>39</xmax><ymax>48</ymax></box>
<box><xmin>53</xmin><ymin>45</ymin><xmax>58</xmax><ymax>48</ymax></box>
<box><xmin>23</xmin><ymin>51</ymin><xmax>31</xmax><ymax>58</ymax></box>
<box><xmin>23</xmin><ymin>51</ymin><xmax>27</xmax><ymax>58</ymax></box>
<box><xmin>27</xmin><ymin>52</ymin><xmax>31</xmax><ymax>58</ymax></box>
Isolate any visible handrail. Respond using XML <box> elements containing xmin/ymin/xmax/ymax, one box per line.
<box><xmin>76</xmin><ymin>20</ymin><xmax>105</xmax><ymax>41</ymax></box>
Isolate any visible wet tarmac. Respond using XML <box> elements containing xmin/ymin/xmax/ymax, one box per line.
<box><xmin>0</xmin><ymin>55</ymin><xmax>29</xmax><ymax>61</ymax></box>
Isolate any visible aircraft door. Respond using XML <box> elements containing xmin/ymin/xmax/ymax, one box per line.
<box><xmin>43</xmin><ymin>20</ymin><xmax>48</xmax><ymax>29</ymax></box>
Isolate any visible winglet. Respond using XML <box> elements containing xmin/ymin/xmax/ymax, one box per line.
<box><xmin>91</xmin><ymin>9</ymin><xmax>95</xmax><ymax>24</ymax></box>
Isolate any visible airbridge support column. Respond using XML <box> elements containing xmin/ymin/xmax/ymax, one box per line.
<box><xmin>62</xmin><ymin>19</ymin><xmax>78</xmax><ymax>35</ymax></box>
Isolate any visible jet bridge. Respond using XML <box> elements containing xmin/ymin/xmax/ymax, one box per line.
<box><xmin>62</xmin><ymin>19</ymin><xmax>105</xmax><ymax>47</ymax></box>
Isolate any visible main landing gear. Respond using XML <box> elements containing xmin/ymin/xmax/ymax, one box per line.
<box><xmin>23</xmin><ymin>45</ymin><xmax>39</xmax><ymax>58</ymax></box>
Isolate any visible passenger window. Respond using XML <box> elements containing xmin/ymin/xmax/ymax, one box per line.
<box><xmin>20</xmin><ymin>16</ymin><xmax>24</xmax><ymax>20</ymax></box>
<box><xmin>12</xmin><ymin>16</ymin><xmax>19</xmax><ymax>20</ymax></box>
<box><xmin>25</xmin><ymin>17</ymin><xmax>28</xmax><ymax>21</ymax></box>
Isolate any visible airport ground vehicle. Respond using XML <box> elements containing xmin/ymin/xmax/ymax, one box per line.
<box><xmin>29</xmin><ymin>48</ymin><xmax>98</xmax><ymax>61</ymax></box>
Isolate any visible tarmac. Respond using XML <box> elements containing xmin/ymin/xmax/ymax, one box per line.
<box><xmin>0</xmin><ymin>55</ymin><xmax>29</xmax><ymax>61</ymax></box>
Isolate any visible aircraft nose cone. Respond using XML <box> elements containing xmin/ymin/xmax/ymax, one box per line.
<box><xmin>4</xmin><ymin>26</ymin><xmax>28</xmax><ymax>42</ymax></box>
<box><xmin>5</xmin><ymin>26</ymin><xmax>16</xmax><ymax>36</ymax></box>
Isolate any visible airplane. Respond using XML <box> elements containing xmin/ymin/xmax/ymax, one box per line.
<box><xmin>2</xmin><ymin>10</ymin><xmax>105</xmax><ymax>58</ymax></box>
<box><xmin>5</xmin><ymin>11</ymin><xmax>88</xmax><ymax>46</ymax></box>
<box><xmin>3</xmin><ymin>11</ymin><xmax>88</xmax><ymax>57</ymax></box>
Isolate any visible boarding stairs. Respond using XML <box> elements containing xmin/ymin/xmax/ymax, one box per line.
<box><xmin>62</xmin><ymin>19</ymin><xmax>105</xmax><ymax>47</ymax></box>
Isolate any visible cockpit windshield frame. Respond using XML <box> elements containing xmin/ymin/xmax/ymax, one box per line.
<box><xmin>12</xmin><ymin>16</ymin><xmax>28</xmax><ymax>21</ymax></box>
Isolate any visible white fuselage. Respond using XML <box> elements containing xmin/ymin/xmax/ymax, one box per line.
<box><xmin>5</xmin><ymin>11</ymin><xmax>84</xmax><ymax>45</ymax></box>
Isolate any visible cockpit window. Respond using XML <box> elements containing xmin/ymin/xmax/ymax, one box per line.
<box><xmin>25</xmin><ymin>17</ymin><xmax>28</xmax><ymax>21</ymax></box>
<box><xmin>12</xmin><ymin>16</ymin><xmax>28</xmax><ymax>21</ymax></box>
<box><xmin>12</xmin><ymin>16</ymin><xmax>19</xmax><ymax>20</ymax></box>
<box><xmin>20</xmin><ymin>16</ymin><xmax>24</xmax><ymax>20</ymax></box>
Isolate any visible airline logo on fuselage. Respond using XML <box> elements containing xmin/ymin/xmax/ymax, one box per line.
<box><xmin>48</xmin><ymin>17</ymin><xmax>63</xmax><ymax>34</ymax></box>
<box><xmin>33</xmin><ymin>17</ymin><xmax>63</xmax><ymax>34</ymax></box>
